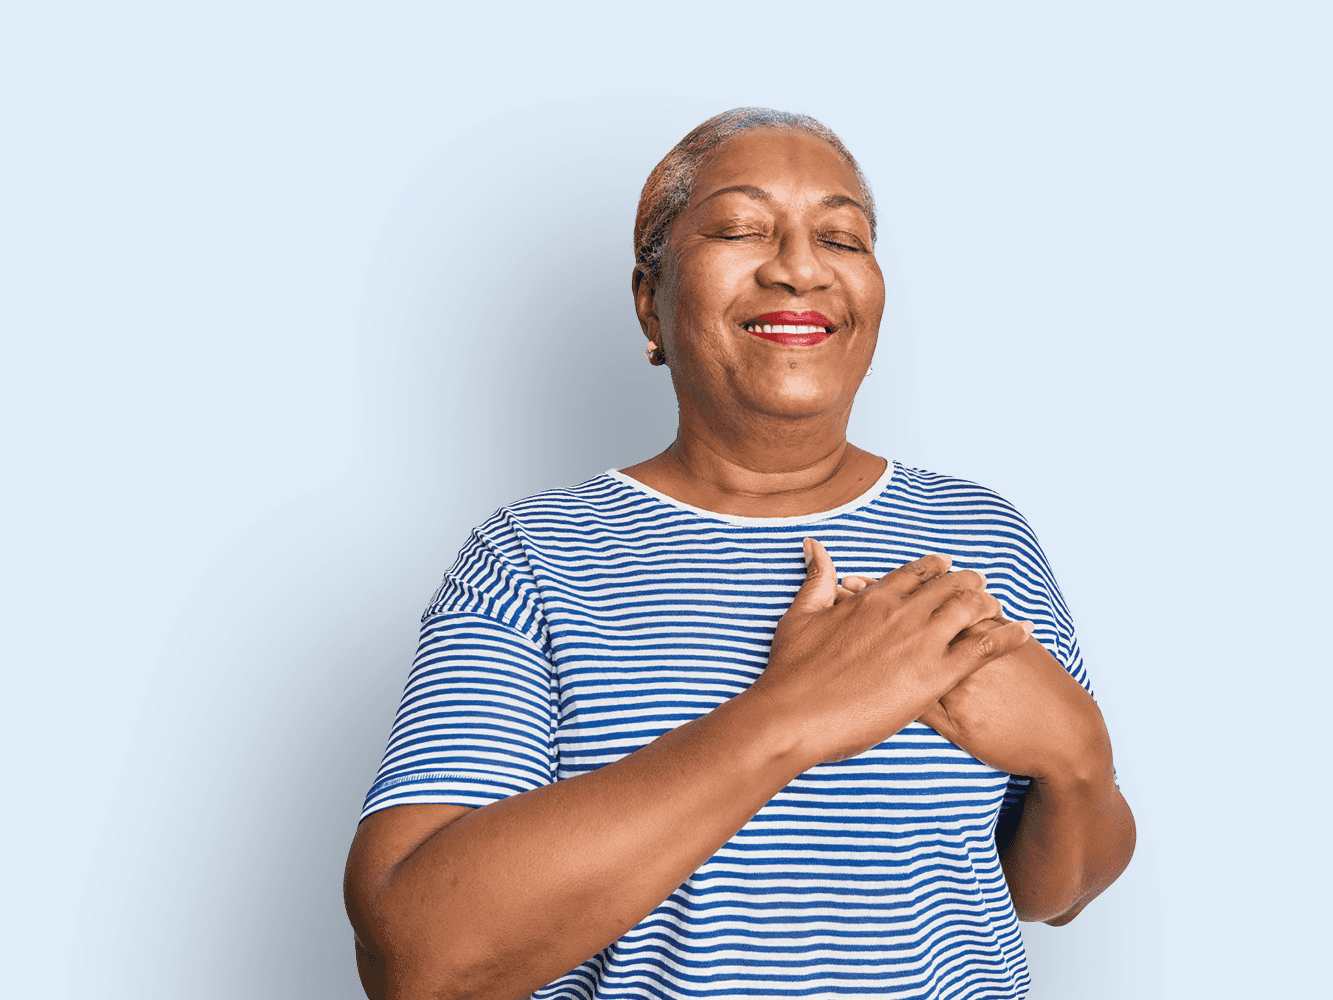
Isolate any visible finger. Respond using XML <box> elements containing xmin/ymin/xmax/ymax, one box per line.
<box><xmin>834</xmin><ymin>576</ymin><xmax>875</xmax><ymax>604</ymax></box>
<box><xmin>928</xmin><ymin>587</ymin><xmax>1005</xmax><ymax>639</ymax></box>
<box><xmin>916</xmin><ymin>700</ymin><xmax>954</xmax><ymax>739</ymax></box>
<box><xmin>873</xmin><ymin>554</ymin><xmax>954</xmax><ymax>598</ymax></box>
<box><xmin>950</xmin><ymin>614</ymin><xmax>1009</xmax><ymax>645</ymax></box>
<box><xmin>840</xmin><ymin>575</ymin><xmax>877</xmax><ymax>594</ymax></box>
<box><xmin>787</xmin><ymin>537</ymin><xmax>840</xmax><ymax>615</ymax></box>
<box><xmin>911</xmin><ymin>569</ymin><xmax>989</xmax><ymax>615</ymax></box>
<box><xmin>949</xmin><ymin>619</ymin><xmax>1035</xmax><ymax>669</ymax></box>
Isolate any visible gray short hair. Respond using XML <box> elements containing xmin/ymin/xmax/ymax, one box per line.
<box><xmin>633</xmin><ymin>108</ymin><xmax>877</xmax><ymax>284</ymax></box>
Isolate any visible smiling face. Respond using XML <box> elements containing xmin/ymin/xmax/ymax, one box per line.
<box><xmin>635</xmin><ymin>127</ymin><xmax>885</xmax><ymax>433</ymax></box>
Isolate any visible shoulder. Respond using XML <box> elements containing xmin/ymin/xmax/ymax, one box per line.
<box><xmin>885</xmin><ymin>464</ymin><xmax>1042</xmax><ymax>545</ymax></box>
<box><xmin>425</xmin><ymin>473</ymin><xmax>648</xmax><ymax>624</ymax></box>
<box><xmin>426</xmin><ymin>474</ymin><xmax>634</xmax><ymax>608</ymax></box>
<box><xmin>889</xmin><ymin>462</ymin><xmax>1020</xmax><ymax>506</ymax></box>
<box><xmin>890</xmin><ymin>465</ymin><xmax>1085</xmax><ymax>665</ymax></box>
<box><xmin>473</xmin><ymin>472</ymin><xmax>648</xmax><ymax>541</ymax></box>
<box><xmin>880</xmin><ymin>463</ymin><xmax>1066</xmax><ymax>597</ymax></box>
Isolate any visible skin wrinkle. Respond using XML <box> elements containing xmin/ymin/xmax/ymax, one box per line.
<box><xmin>626</xmin><ymin>126</ymin><xmax>886</xmax><ymax>513</ymax></box>
<box><xmin>634</xmin><ymin>108</ymin><xmax>877</xmax><ymax>285</ymax></box>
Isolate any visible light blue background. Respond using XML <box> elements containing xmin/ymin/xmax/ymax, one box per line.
<box><xmin>4</xmin><ymin>3</ymin><xmax>1328</xmax><ymax>997</ymax></box>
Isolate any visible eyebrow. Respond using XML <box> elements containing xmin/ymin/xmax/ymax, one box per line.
<box><xmin>701</xmin><ymin>185</ymin><xmax>868</xmax><ymax>218</ymax></box>
<box><xmin>701</xmin><ymin>184</ymin><xmax>771</xmax><ymax>203</ymax></box>
<box><xmin>820</xmin><ymin>193</ymin><xmax>867</xmax><ymax>215</ymax></box>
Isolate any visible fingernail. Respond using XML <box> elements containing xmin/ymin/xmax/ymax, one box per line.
<box><xmin>802</xmin><ymin>537</ymin><xmax>813</xmax><ymax>569</ymax></box>
<box><xmin>1020</xmin><ymin>621</ymin><xmax>1035</xmax><ymax>636</ymax></box>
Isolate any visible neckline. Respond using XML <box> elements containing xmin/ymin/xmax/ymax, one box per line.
<box><xmin>604</xmin><ymin>460</ymin><xmax>898</xmax><ymax>526</ymax></box>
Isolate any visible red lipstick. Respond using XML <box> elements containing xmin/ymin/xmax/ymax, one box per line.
<box><xmin>743</xmin><ymin>310</ymin><xmax>834</xmax><ymax>346</ymax></box>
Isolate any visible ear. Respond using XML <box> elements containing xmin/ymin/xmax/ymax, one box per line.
<box><xmin>631</xmin><ymin>266</ymin><xmax>660</xmax><ymax>345</ymax></box>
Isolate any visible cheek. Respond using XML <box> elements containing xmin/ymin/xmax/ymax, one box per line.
<box><xmin>851</xmin><ymin>271</ymin><xmax>887</xmax><ymax>338</ymax></box>
<box><xmin>673</xmin><ymin>251</ymin><xmax>754</xmax><ymax>323</ymax></box>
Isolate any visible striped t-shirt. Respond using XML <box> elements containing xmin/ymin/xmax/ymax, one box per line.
<box><xmin>362</xmin><ymin>461</ymin><xmax>1092</xmax><ymax>999</ymax></box>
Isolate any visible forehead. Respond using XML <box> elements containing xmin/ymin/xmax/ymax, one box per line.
<box><xmin>691</xmin><ymin>128</ymin><xmax>863</xmax><ymax>207</ymax></box>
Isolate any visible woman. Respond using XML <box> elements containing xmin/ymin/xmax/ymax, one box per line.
<box><xmin>344</xmin><ymin>108</ymin><xmax>1135</xmax><ymax>1000</ymax></box>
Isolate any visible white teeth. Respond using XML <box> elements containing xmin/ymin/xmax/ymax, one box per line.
<box><xmin>743</xmin><ymin>323</ymin><xmax>831</xmax><ymax>334</ymax></box>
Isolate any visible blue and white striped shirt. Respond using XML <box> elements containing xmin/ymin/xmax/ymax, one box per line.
<box><xmin>362</xmin><ymin>462</ymin><xmax>1092</xmax><ymax>999</ymax></box>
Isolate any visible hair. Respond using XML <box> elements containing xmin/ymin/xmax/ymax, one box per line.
<box><xmin>633</xmin><ymin>107</ymin><xmax>877</xmax><ymax>285</ymax></box>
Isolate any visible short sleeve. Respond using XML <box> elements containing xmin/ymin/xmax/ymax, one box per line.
<box><xmin>360</xmin><ymin>520</ymin><xmax>559</xmax><ymax>822</ymax></box>
<box><xmin>991</xmin><ymin>512</ymin><xmax>1103</xmax><ymax>830</ymax></box>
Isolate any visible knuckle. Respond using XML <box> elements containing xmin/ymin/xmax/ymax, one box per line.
<box><xmin>955</xmin><ymin>588</ymin><xmax>990</xmax><ymax>611</ymax></box>
<box><xmin>971</xmin><ymin>631</ymin><xmax>997</xmax><ymax>658</ymax></box>
<box><xmin>894</xmin><ymin>561</ymin><xmax>928</xmax><ymax>580</ymax></box>
<box><xmin>952</xmin><ymin>569</ymin><xmax>985</xmax><ymax>591</ymax></box>
<box><xmin>903</xmin><ymin>554</ymin><xmax>946</xmax><ymax>577</ymax></box>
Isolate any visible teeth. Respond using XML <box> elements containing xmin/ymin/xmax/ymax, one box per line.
<box><xmin>744</xmin><ymin>323</ymin><xmax>830</xmax><ymax>334</ymax></box>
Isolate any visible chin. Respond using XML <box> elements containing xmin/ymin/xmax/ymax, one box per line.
<box><xmin>740</xmin><ymin>377</ymin><xmax>848</xmax><ymax>420</ymax></box>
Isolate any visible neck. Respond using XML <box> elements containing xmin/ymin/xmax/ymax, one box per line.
<box><xmin>670</xmin><ymin>420</ymin><xmax>853</xmax><ymax>496</ymax></box>
<box><xmin>621</xmin><ymin>409</ymin><xmax>886</xmax><ymax>518</ymax></box>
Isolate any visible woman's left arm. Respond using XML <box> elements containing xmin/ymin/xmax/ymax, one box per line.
<box><xmin>998</xmin><ymin>747</ymin><xmax>1135</xmax><ymax>923</ymax></box>
<box><xmin>917</xmin><ymin>632</ymin><xmax>1136</xmax><ymax>923</ymax></box>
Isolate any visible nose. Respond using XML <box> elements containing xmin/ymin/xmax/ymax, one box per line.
<box><xmin>754</xmin><ymin>231</ymin><xmax>834</xmax><ymax>295</ymax></box>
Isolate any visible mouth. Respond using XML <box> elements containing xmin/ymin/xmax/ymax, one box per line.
<box><xmin>741</xmin><ymin>310</ymin><xmax>835</xmax><ymax>346</ymax></box>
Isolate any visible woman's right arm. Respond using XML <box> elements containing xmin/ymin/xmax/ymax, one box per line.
<box><xmin>343</xmin><ymin>544</ymin><xmax>1033</xmax><ymax>1000</ymax></box>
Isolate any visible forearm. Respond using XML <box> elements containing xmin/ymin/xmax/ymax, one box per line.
<box><xmin>348</xmin><ymin>548</ymin><xmax>1031</xmax><ymax>999</ymax></box>
<box><xmin>358</xmin><ymin>689</ymin><xmax>810</xmax><ymax>1000</ymax></box>
<box><xmin>1000</xmin><ymin>759</ymin><xmax>1136</xmax><ymax>924</ymax></box>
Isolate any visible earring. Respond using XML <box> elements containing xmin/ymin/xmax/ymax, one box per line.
<box><xmin>644</xmin><ymin>342</ymin><xmax>666</xmax><ymax>365</ymax></box>
<box><xmin>868</xmin><ymin>365</ymin><xmax>875</xmax><ymax>375</ymax></box>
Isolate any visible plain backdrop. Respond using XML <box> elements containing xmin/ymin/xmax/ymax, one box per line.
<box><xmin>3</xmin><ymin>2</ymin><xmax>1329</xmax><ymax>997</ymax></box>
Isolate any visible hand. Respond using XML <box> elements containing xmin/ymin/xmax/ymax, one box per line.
<box><xmin>749</xmin><ymin>539</ymin><xmax>1035</xmax><ymax>767</ymax></box>
<box><xmin>917</xmin><ymin>618</ymin><xmax>1112</xmax><ymax>782</ymax></box>
<box><xmin>834</xmin><ymin>573</ymin><xmax>877</xmax><ymax>605</ymax></box>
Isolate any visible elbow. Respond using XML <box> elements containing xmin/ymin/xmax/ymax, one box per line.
<box><xmin>1019</xmin><ymin>879</ymin><xmax>1100</xmax><ymax>925</ymax></box>
<box><xmin>1042</xmin><ymin>901</ymin><xmax>1088</xmax><ymax>926</ymax></box>
<box><xmin>348</xmin><ymin>885</ymin><xmax>508</xmax><ymax>1000</ymax></box>
<box><xmin>345</xmin><ymin>872</ymin><xmax>466</xmax><ymax>1000</ymax></box>
<box><xmin>354</xmin><ymin>935</ymin><xmax>389</xmax><ymax>1000</ymax></box>
<box><xmin>344</xmin><ymin>806</ymin><xmax>504</xmax><ymax>1000</ymax></box>
<box><xmin>1015</xmin><ymin>795</ymin><xmax>1138</xmax><ymax>927</ymax></box>
<box><xmin>1010</xmin><ymin>874</ymin><xmax>1087</xmax><ymax>925</ymax></box>
<box><xmin>347</xmin><ymin>899</ymin><xmax>481</xmax><ymax>1000</ymax></box>
<box><xmin>353</xmin><ymin>930</ymin><xmax>483</xmax><ymax>1000</ymax></box>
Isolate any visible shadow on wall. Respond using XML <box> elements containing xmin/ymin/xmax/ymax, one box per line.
<box><xmin>71</xmin><ymin>105</ymin><xmax>691</xmax><ymax>1000</ymax></box>
<box><xmin>363</xmin><ymin>103</ymin><xmax>692</xmax><ymax>512</ymax></box>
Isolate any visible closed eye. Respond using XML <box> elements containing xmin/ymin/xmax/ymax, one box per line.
<box><xmin>819</xmin><ymin>232</ymin><xmax>866</xmax><ymax>252</ymax></box>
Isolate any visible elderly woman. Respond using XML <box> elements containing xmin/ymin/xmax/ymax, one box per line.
<box><xmin>344</xmin><ymin>108</ymin><xmax>1135</xmax><ymax>1000</ymax></box>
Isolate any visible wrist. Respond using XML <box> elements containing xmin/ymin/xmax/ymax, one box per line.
<box><xmin>725</xmin><ymin>685</ymin><xmax>825</xmax><ymax>778</ymax></box>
